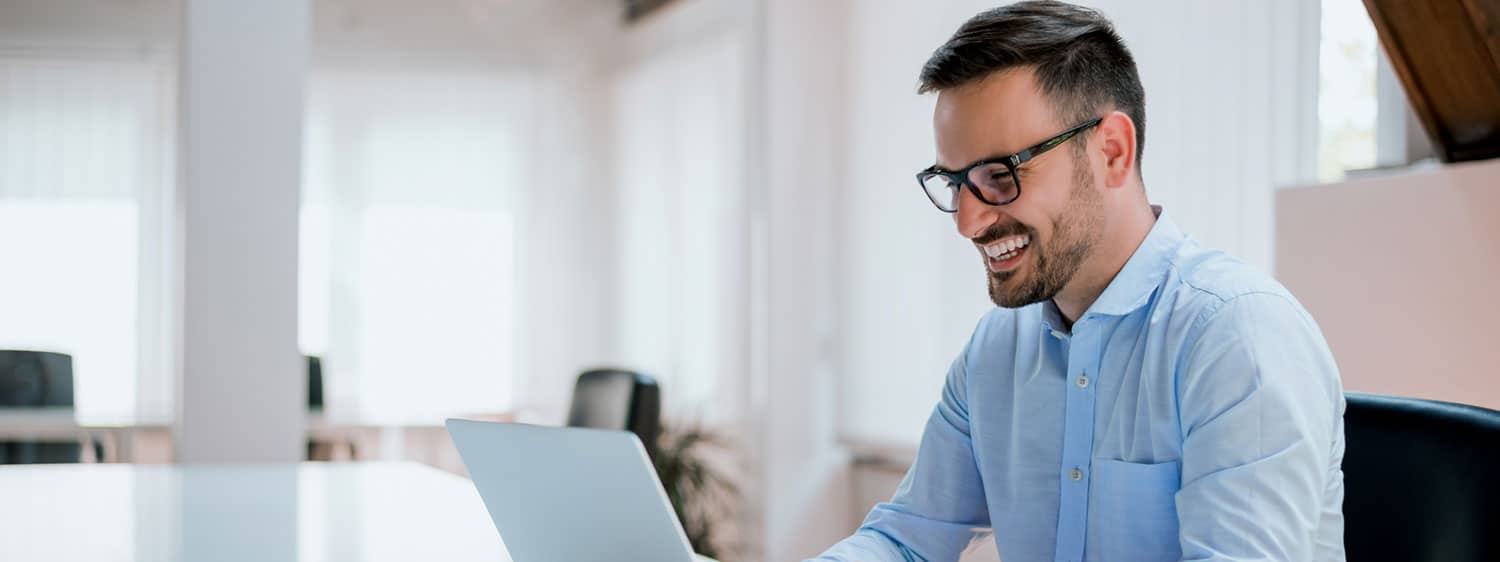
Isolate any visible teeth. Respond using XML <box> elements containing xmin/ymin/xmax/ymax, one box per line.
<box><xmin>984</xmin><ymin>234</ymin><xmax>1030</xmax><ymax>259</ymax></box>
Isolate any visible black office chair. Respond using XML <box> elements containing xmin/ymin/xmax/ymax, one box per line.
<box><xmin>0</xmin><ymin>350</ymin><xmax>98</xmax><ymax>464</ymax></box>
<box><xmin>307</xmin><ymin>355</ymin><xmax>324</xmax><ymax>411</ymax></box>
<box><xmin>304</xmin><ymin>355</ymin><xmax>353</xmax><ymax>461</ymax></box>
<box><xmin>1344</xmin><ymin>392</ymin><xmax>1500</xmax><ymax>562</ymax></box>
<box><xmin>566</xmin><ymin>369</ymin><xmax>661</xmax><ymax>462</ymax></box>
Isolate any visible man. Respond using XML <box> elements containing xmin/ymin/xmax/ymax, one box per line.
<box><xmin>809</xmin><ymin>2</ymin><xmax>1345</xmax><ymax>561</ymax></box>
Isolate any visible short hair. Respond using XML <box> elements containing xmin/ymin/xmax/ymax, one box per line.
<box><xmin>919</xmin><ymin>1</ymin><xmax>1146</xmax><ymax>165</ymax></box>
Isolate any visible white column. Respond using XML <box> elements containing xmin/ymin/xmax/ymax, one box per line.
<box><xmin>175</xmin><ymin>0</ymin><xmax>308</xmax><ymax>463</ymax></box>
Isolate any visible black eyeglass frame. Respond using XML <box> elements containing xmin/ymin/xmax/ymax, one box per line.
<box><xmin>916</xmin><ymin>117</ymin><xmax>1103</xmax><ymax>212</ymax></box>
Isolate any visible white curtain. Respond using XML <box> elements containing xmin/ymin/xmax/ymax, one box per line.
<box><xmin>0</xmin><ymin>54</ymin><xmax>176</xmax><ymax>424</ymax></box>
<box><xmin>301</xmin><ymin>69</ymin><xmax>530</xmax><ymax>425</ymax></box>
<box><xmin>610</xmin><ymin>31</ymin><xmax>747</xmax><ymax>423</ymax></box>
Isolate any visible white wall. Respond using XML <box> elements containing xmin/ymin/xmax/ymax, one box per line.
<box><xmin>751</xmin><ymin>1</ymin><xmax>860</xmax><ymax>559</ymax></box>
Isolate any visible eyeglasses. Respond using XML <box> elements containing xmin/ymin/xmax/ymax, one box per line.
<box><xmin>916</xmin><ymin>117</ymin><xmax>1102</xmax><ymax>213</ymax></box>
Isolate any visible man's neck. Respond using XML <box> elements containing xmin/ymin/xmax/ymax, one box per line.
<box><xmin>1052</xmin><ymin>204</ymin><xmax>1159</xmax><ymax>326</ymax></box>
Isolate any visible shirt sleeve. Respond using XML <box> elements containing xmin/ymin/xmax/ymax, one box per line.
<box><xmin>1174</xmin><ymin>292</ymin><xmax>1346</xmax><ymax>561</ymax></box>
<box><xmin>806</xmin><ymin>350</ymin><xmax>992</xmax><ymax>562</ymax></box>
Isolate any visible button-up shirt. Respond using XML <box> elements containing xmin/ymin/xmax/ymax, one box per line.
<box><xmin>810</xmin><ymin>209</ymin><xmax>1345</xmax><ymax>562</ymax></box>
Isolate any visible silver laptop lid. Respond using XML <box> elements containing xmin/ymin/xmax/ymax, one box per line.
<box><xmin>446</xmin><ymin>419</ymin><xmax>697</xmax><ymax>562</ymax></box>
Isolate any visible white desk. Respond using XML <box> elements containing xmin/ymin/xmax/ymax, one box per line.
<box><xmin>0</xmin><ymin>461</ymin><xmax>716</xmax><ymax>562</ymax></box>
<box><xmin>0</xmin><ymin>462</ymin><xmax>505</xmax><ymax>561</ymax></box>
<box><xmin>0</xmin><ymin>408</ymin><xmax>510</xmax><ymax>463</ymax></box>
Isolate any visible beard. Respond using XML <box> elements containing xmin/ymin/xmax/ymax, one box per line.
<box><xmin>984</xmin><ymin>153</ymin><xmax>1104</xmax><ymax>308</ymax></box>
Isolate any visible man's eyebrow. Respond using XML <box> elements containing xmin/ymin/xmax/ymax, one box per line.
<box><xmin>933</xmin><ymin>152</ymin><xmax>1013</xmax><ymax>174</ymax></box>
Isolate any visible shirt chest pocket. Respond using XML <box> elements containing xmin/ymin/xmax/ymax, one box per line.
<box><xmin>1088</xmin><ymin>458</ymin><xmax>1182</xmax><ymax>562</ymax></box>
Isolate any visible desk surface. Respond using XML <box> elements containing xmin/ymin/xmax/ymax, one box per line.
<box><xmin>0</xmin><ymin>406</ymin><xmax>492</xmax><ymax>430</ymax></box>
<box><xmin>0</xmin><ymin>462</ymin><xmax>715</xmax><ymax>562</ymax></box>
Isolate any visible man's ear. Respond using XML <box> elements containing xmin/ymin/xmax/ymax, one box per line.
<box><xmin>1096</xmin><ymin>110</ymin><xmax>1137</xmax><ymax>188</ymax></box>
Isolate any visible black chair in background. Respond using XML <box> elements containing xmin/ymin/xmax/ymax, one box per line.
<box><xmin>305</xmin><ymin>355</ymin><xmax>352</xmax><ymax>461</ymax></box>
<box><xmin>1344</xmin><ymin>392</ymin><xmax>1500</xmax><ymax>562</ymax></box>
<box><xmin>307</xmin><ymin>355</ymin><xmax>324</xmax><ymax>411</ymax></box>
<box><xmin>566</xmin><ymin>369</ymin><xmax>661</xmax><ymax>462</ymax></box>
<box><xmin>0</xmin><ymin>350</ymin><xmax>97</xmax><ymax>464</ymax></box>
<box><xmin>306</xmin><ymin>354</ymin><xmax>323</xmax><ymax>461</ymax></box>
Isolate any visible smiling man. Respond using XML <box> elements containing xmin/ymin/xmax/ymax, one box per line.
<box><xmin>808</xmin><ymin>2</ymin><xmax>1345</xmax><ymax>561</ymax></box>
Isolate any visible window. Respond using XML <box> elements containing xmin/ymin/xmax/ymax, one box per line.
<box><xmin>1317</xmin><ymin>0</ymin><xmax>1380</xmax><ymax>181</ymax></box>
<box><xmin>301</xmin><ymin>70</ymin><xmax>525</xmax><ymax>425</ymax></box>
<box><xmin>0</xmin><ymin>56</ymin><xmax>175</xmax><ymax>422</ymax></box>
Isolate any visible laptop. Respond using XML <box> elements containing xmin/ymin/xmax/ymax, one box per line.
<box><xmin>445</xmin><ymin>418</ymin><xmax>702</xmax><ymax>562</ymax></box>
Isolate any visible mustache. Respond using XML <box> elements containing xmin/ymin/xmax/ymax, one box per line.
<box><xmin>973</xmin><ymin>222</ymin><xmax>1035</xmax><ymax>246</ymax></box>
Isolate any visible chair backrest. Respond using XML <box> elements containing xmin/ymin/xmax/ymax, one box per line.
<box><xmin>0</xmin><ymin>350</ymin><xmax>74</xmax><ymax>407</ymax></box>
<box><xmin>566</xmin><ymin>369</ymin><xmax>661</xmax><ymax>461</ymax></box>
<box><xmin>307</xmin><ymin>355</ymin><xmax>324</xmax><ymax>410</ymax></box>
<box><xmin>1344</xmin><ymin>392</ymin><xmax>1500</xmax><ymax>562</ymax></box>
<box><xmin>0</xmin><ymin>350</ymin><xmax>84</xmax><ymax>463</ymax></box>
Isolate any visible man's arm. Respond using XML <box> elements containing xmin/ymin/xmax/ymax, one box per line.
<box><xmin>1175</xmin><ymin>292</ymin><xmax>1345</xmax><ymax>561</ymax></box>
<box><xmin>807</xmin><ymin>351</ymin><xmax>992</xmax><ymax>562</ymax></box>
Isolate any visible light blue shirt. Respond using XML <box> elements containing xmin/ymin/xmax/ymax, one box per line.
<box><xmin>811</xmin><ymin>210</ymin><xmax>1345</xmax><ymax>562</ymax></box>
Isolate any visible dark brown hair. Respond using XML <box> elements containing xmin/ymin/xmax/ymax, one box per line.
<box><xmin>919</xmin><ymin>1</ymin><xmax>1146</xmax><ymax>165</ymax></box>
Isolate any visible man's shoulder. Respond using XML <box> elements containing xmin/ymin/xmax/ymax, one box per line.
<box><xmin>1159</xmin><ymin>243</ymin><xmax>1312</xmax><ymax>329</ymax></box>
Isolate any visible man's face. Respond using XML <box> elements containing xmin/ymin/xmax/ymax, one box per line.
<box><xmin>932</xmin><ymin>68</ymin><xmax>1104</xmax><ymax>308</ymax></box>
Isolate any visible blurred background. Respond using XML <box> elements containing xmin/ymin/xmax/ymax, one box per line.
<box><xmin>1</xmin><ymin>0</ymin><xmax>1496</xmax><ymax>561</ymax></box>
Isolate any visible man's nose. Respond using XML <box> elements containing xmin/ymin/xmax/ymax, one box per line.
<box><xmin>953</xmin><ymin>184</ymin><xmax>999</xmax><ymax>240</ymax></box>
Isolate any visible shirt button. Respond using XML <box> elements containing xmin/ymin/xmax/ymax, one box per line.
<box><xmin>1069</xmin><ymin>467</ymin><xmax>1084</xmax><ymax>482</ymax></box>
<box><xmin>1075</xmin><ymin>373</ymin><xmax>1090</xmax><ymax>389</ymax></box>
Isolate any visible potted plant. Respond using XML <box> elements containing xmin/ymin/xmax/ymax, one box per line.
<box><xmin>653</xmin><ymin>420</ymin><xmax>741</xmax><ymax>561</ymax></box>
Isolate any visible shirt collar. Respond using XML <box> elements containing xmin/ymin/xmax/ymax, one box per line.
<box><xmin>1078</xmin><ymin>205</ymin><xmax>1184</xmax><ymax>318</ymax></box>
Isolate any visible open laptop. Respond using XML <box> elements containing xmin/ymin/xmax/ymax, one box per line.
<box><xmin>445</xmin><ymin>418</ymin><xmax>703</xmax><ymax>562</ymax></box>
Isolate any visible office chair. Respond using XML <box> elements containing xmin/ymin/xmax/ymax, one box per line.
<box><xmin>1344</xmin><ymin>392</ymin><xmax>1500</xmax><ymax>562</ymax></box>
<box><xmin>0</xmin><ymin>350</ymin><xmax>97</xmax><ymax>464</ymax></box>
<box><xmin>308</xmin><ymin>355</ymin><xmax>324</xmax><ymax>411</ymax></box>
<box><xmin>566</xmin><ymin>369</ymin><xmax>661</xmax><ymax>462</ymax></box>
<box><xmin>304</xmin><ymin>355</ymin><xmax>354</xmax><ymax>461</ymax></box>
